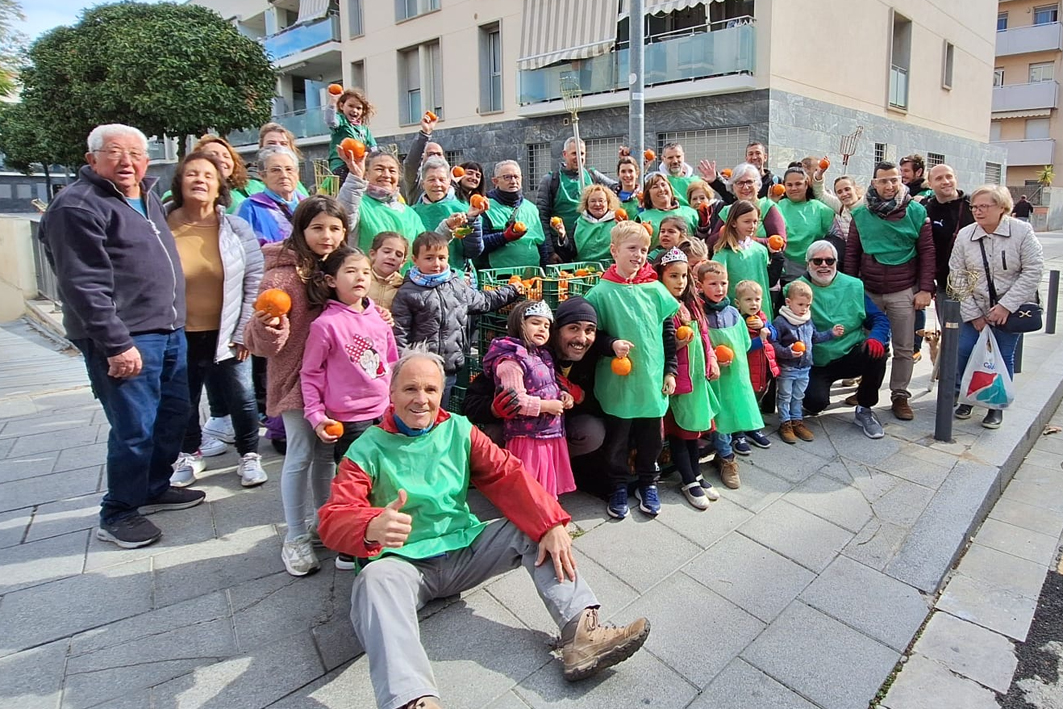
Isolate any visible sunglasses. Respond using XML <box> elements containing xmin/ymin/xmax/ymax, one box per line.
<box><xmin>810</xmin><ymin>257</ymin><xmax>836</xmax><ymax>266</ymax></box>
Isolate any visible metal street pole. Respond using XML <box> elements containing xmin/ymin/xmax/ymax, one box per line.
<box><xmin>934</xmin><ymin>299</ymin><xmax>962</xmax><ymax>442</ymax></box>
<box><xmin>628</xmin><ymin>0</ymin><xmax>645</xmax><ymax>165</ymax></box>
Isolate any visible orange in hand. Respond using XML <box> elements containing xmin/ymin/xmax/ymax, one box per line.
<box><xmin>721</xmin><ymin>168</ymin><xmax>733</xmax><ymax>178</ymax></box>
<box><xmin>792</xmin><ymin>341</ymin><xmax>807</xmax><ymax>353</ymax></box>
<box><xmin>615</xmin><ymin>208</ymin><xmax>628</xmax><ymax>221</ymax></box>
<box><xmin>327</xmin><ymin>84</ymin><xmax>343</xmax><ymax>96</ymax></box>
<box><xmin>643</xmin><ymin>149</ymin><xmax>655</xmax><ymax>161</ymax></box>
<box><xmin>550</xmin><ymin>216</ymin><xmax>563</xmax><ymax>230</ymax></box>
<box><xmin>818</xmin><ymin>157</ymin><xmax>830</xmax><ymax>171</ymax></box>
<box><xmin>470</xmin><ymin>194</ymin><xmax>489</xmax><ymax>211</ymax></box>
<box><xmin>452</xmin><ymin>165</ymin><xmax>465</xmax><ymax>178</ymax></box>
<box><xmin>714</xmin><ymin>345</ymin><xmax>734</xmax><ymax>364</ymax></box>
<box><xmin>771</xmin><ymin>184</ymin><xmax>786</xmax><ymax>198</ymax></box>
<box><xmin>611</xmin><ymin>356</ymin><xmax>633</xmax><ymax>376</ymax></box>
<box><xmin>323</xmin><ymin>421</ymin><xmax>343</xmax><ymax>437</ymax></box>
<box><xmin>513</xmin><ymin>221</ymin><xmax>528</xmax><ymax>235</ymax></box>
<box><xmin>746</xmin><ymin>315</ymin><xmax>763</xmax><ymax>330</ymax></box>
<box><xmin>424</xmin><ymin>110</ymin><xmax>438</xmax><ymax>122</ymax></box>
<box><xmin>255</xmin><ymin>289</ymin><xmax>291</xmax><ymax>318</ymax></box>
<box><xmin>676</xmin><ymin>325</ymin><xmax>693</xmax><ymax>341</ymax></box>
<box><xmin>340</xmin><ymin>137</ymin><xmax>366</xmax><ymax>160</ymax></box>
<box><xmin>768</xmin><ymin>234</ymin><xmax>785</xmax><ymax>251</ymax></box>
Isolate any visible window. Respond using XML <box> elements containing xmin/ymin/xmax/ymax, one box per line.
<box><xmin>1033</xmin><ymin>5</ymin><xmax>1059</xmax><ymax>25</ymax></box>
<box><xmin>527</xmin><ymin>142</ymin><xmax>552</xmax><ymax>189</ymax></box>
<box><xmin>584</xmin><ymin>137</ymin><xmax>624</xmax><ymax>174</ymax></box>
<box><xmin>479</xmin><ymin>23</ymin><xmax>503</xmax><ymax>114</ymax></box>
<box><xmin>874</xmin><ymin>142</ymin><xmax>888</xmax><ymax>164</ymax></box>
<box><xmin>395</xmin><ymin>0</ymin><xmax>439</xmax><ymax>22</ymax></box>
<box><xmin>1026</xmin><ymin>118</ymin><xmax>1051</xmax><ymax>139</ymax></box>
<box><xmin>350</xmin><ymin>60</ymin><xmax>365</xmax><ymax>91</ymax></box>
<box><xmin>985</xmin><ymin>162</ymin><xmax>1002</xmax><ymax>185</ymax></box>
<box><xmin>444</xmin><ymin>149</ymin><xmax>464</xmax><ymax>167</ymax></box>
<box><xmin>889</xmin><ymin>12</ymin><xmax>912</xmax><ymax>110</ymax></box>
<box><xmin>348</xmin><ymin>0</ymin><xmax>363</xmax><ymax>37</ymax></box>
<box><xmin>941</xmin><ymin>41</ymin><xmax>954</xmax><ymax>90</ymax></box>
<box><xmin>990</xmin><ymin>122</ymin><xmax>1002</xmax><ymax>142</ymax></box>
<box><xmin>398</xmin><ymin>40</ymin><xmax>442</xmax><ymax>125</ymax></box>
<box><xmin>994</xmin><ymin>68</ymin><xmax>1004</xmax><ymax>87</ymax></box>
<box><xmin>656</xmin><ymin>126</ymin><xmax>751</xmax><ymax>171</ymax></box>
<box><xmin>927</xmin><ymin>152</ymin><xmax>945</xmax><ymax>168</ymax></box>
<box><xmin>998</xmin><ymin>12</ymin><xmax>1008</xmax><ymax>31</ymax></box>
<box><xmin>16</xmin><ymin>183</ymin><xmax>31</xmax><ymax>200</ymax></box>
<box><xmin>1030</xmin><ymin>62</ymin><xmax>1055</xmax><ymax>83</ymax></box>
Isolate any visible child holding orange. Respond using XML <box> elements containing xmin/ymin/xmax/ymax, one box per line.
<box><xmin>585</xmin><ymin>222</ymin><xmax>677</xmax><ymax>519</ymax></box>
<box><xmin>734</xmin><ymin>279</ymin><xmax>777</xmax><ymax>452</ymax></box>
<box><xmin>697</xmin><ymin>261</ymin><xmax>764</xmax><ymax>489</ymax></box>
<box><xmin>326</xmin><ymin>87</ymin><xmax>377</xmax><ymax>182</ymax></box>
<box><xmin>771</xmin><ymin>280</ymin><xmax>844</xmax><ymax>444</ymax></box>
<box><xmin>654</xmin><ymin>247</ymin><xmax>721</xmax><ymax>509</ymax></box>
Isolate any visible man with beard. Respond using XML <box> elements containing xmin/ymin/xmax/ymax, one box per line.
<box><xmin>900</xmin><ymin>154</ymin><xmax>933</xmax><ymax>202</ymax></box>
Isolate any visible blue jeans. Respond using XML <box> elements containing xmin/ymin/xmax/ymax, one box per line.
<box><xmin>955</xmin><ymin>322</ymin><xmax>1020</xmax><ymax>395</ymax></box>
<box><xmin>776</xmin><ymin>367</ymin><xmax>811</xmax><ymax>422</ymax></box>
<box><xmin>181</xmin><ymin>331</ymin><xmax>259</xmax><ymax>456</ymax></box>
<box><xmin>74</xmin><ymin>330</ymin><xmax>190</xmax><ymax>524</ymax></box>
<box><xmin>712</xmin><ymin>431</ymin><xmax>733</xmax><ymax>459</ymax></box>
<box><xmin>441</xmin><ymin>374</ymin><xmax>457</xmax><ymax>410</ymax></box>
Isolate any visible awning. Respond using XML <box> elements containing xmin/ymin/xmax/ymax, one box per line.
<box><xmin>518</xmin><ymin>0</ymin><xmax>619</xmax><ymax>71</ymax></box>
<box><xmin>992</xmin><ymin>109</ymin><xmax>1052</xmax><ymax>119</ymax></box>
<box><xmin>619</xmin><ymin>0</ymin><xmax>716</xmax><ymax>20</ymax></box>
<box><xmin>294</xmin><ymin>0</ymin><xmax>330</xmax><ymax>25</ymax></box>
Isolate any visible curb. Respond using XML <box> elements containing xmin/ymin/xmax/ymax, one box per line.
<box><xmin>22</xmin><ymin>298</ymin><xmax>74</xmax><ymax>350</ymax></box>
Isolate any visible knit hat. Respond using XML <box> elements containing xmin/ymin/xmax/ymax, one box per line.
<box><xmin>554</xmin><ymin>296</ymin><xmax>597</xmax><ymax>329</ymax></box>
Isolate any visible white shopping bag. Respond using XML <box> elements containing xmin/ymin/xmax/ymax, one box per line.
<box><xmin>958</xmin><ymin>327</ymin><xmax>1015</xmax><ymax>410</ymax></box>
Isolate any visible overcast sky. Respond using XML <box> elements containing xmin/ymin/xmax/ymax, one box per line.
<box><xmin>19</xmin><ymin>0</ymin><xmax>111</xmax><ymax>41</ymax></box>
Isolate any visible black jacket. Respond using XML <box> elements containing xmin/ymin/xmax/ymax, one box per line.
<box><xmin>923</xmin><ymin>192</ymin><xmax>974</xmax><ymax>290</ymax></box>
<box><xmin>39</xmin><ymin>166</ymin><xmax>184</xmax><ymax>356</ymax></box>
<box><xmin>536</xmin><ymin>163</ymin><xmax>618</xmax><ymax>261</ymax></box>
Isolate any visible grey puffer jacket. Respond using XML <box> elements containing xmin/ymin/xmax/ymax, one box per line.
<box><xmin>391</xmin><ymin>275</ymin><xmax>520</xmax><ymax>374</ymax></box>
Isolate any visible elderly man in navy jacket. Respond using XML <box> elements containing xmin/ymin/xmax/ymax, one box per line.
<box><xmin>39</xmin><ymin>124</ymin><xmax>204</xmax><ymax>549</ymax></box>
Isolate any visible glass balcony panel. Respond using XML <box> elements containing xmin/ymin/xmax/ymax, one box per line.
<box><xmin>263</xmin><ymin>16</ymin><xmax>340</xmax><ymax>61</ymax></box>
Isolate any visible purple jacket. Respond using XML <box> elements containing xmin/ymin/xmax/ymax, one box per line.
<box><xmin>482</xmin><ymin>336</ymin><xmax>565</xmax><ymax>440</ymax></box>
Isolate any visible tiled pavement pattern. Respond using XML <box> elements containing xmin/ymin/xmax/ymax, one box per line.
<box><xmin>1</xmin><ymin>308</ymin><xmax>1062</xmax><ymax>709</ymax></box>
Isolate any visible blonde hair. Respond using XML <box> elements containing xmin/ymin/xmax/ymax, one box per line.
<box><xmin>786</xmin><ymin>280</ymin><xmax>813</xmax><ymax>300</ymax></box>
<box><xmin>969</xmin><ymin>184</ymin><xmax>1014</xmax><ymax>214</ymax></box>
<box><xmin>679</xmin><ymin>237</ymin><xmax>708</xmax><ymax>263</ymax></box>
<box><xmin>610</xmin><ymin>221</ymin><xmax>651</xmax><ymax>247</ymax></box>
<box><xmin>686</xmin><ymin>179</ymin><xmax>715</xmax><ymax>204</ymax></box>
<box><xmin>577</xmin><ymin>184</ymin><xmax>620</xmax><ymax>214</ymax></box>
<box><xmin>735</xmin><ymin>280</ymin><xmax>763</xmax><ymax>298</ymax></box>
<box><xmin>696</xmin><ymin>260</ymin><xmax>727</xmax><ymax>282</ymax></box>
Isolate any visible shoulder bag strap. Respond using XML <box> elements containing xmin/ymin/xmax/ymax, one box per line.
<box><xmin>976</xmin><ymin>237</ymin><xmax>1000</xmax><ymax>306</ymax></box>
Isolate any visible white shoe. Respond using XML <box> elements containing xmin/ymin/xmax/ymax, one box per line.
<box><xmin>203</xmin><ymin>416</ymin><xmax>236</xmax><ymax>444</ymax></box>
<box><xmin>695</xmin><ymin>475</ymin><xmax>721</xmax><ymax>501</ymax></box>
<box><xmin>681</xmin><ymin>481</ymin><xmax>710</xmax><ymax>510</ymax></box>
<box><xmin>281</xmin><ymin>535</ymin><xmax>320</xmax><ymax>577</ymax></box>
<box><xmin>200</xmin><ymin>434</ymin><xmax>227</xmax><ymax>457</ymax></box>
<box><xmin>237</xmin><ymin>453</ymin><xmax>268</xmax><ymax>487</ymax></box>
<box><xmin>171</xmin><ymin>451</ymin><xmax>205</xmax><ymax>487</ymax></box>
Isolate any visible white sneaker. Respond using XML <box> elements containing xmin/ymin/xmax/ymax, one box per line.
<box><xmin>237</xmin><ymin>452</ymin><xmax>268</xmax><ymax>487</ymax></box>
<box><xmin>171</xmin><ymin>451</ymin><xmax>205</xmax><ymax>487</ymax></box>
<box><xmin>203</xmin><ymin>416</ymin><xmax>236</xmax><ymax>444</ymax></box>
<box><xmin>281</xmin><ymin>535</ymin><xmax>320</xmax><ymax>577</ymax></box>
<box><xmin>200</xmin><ymin>434</ymin><xmax>227</xmax><ymax>457</ymax></box>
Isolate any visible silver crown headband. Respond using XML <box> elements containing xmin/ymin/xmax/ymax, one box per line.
<box><xmin>660</xmin><ymin>247</ymin><xmax>688</xmax><ymax>265</ymax></box>
<box><xmin>524</xmin><ymin>300</ymin><xmax>554</xmax><ymax>321</ymax></box>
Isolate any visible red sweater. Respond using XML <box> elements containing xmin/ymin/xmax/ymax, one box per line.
<box><xmin>317</xmin><ymin>408</ymin><xmax>571</xmax><ymax>558</ymax></box>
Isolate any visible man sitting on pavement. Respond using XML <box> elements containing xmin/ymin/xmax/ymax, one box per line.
<box><xmin>38</xmin><ymin>123</ymin><xmax>205</xmax><ymax>549</ymax></box>
<box><xmin>317</xmin><ymin>345</ymin><xmax>650</xmax><ymax>709</ymax></box>
<box><xmin>844</xmin><ymin>161</ymin><xmax>935</xmax><ymax>421</ymax></box>
<box><xmin>799</xmin><ymin>241</ymin><xmax>891</xmax><ymax>439</ymax></box>
<box><xmin>536</xmin><ymin>137</ymin><xmax>617</xmax><ymax>262</ymax></box>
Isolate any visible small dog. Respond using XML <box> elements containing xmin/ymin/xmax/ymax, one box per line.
<box><xmin>917</xmin><ymin>328</ymin><xmax>941</xmax><ymax>390</ymax></box>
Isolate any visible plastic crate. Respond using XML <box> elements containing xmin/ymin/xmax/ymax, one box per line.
<box><xmin>543</xmin><ymin>261</ymin><xmax>605</xmax><ymax>305</ymax></box>
<box><xmin>446</xmin><ymin>385</ymin><xmax>467</xmax><ymax>414</ymax></box>
<box><xmin>476</xmin><ymin>312</ymin><xmax>510</xmax><ymax>361</ymax></box>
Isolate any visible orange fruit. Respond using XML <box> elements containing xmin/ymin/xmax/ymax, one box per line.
<box><xmin>452</xmin><ymin>165</ymin><xmax>465</xmax><ymax>178</ymax></box>
<box><xmin>327</xmin><ymin>84</ymin><xmax>343</xmax><ymax>96</ymax></box>
<box><xmin>615</xmin><ymin>208</ymin><xmax>628</xmax><ymax>221</ymax></box>
<box><xmin>255</xmin><ymin>288</ymin><xmax>291</xmax><ymax>318</ymax></box>
<box><xmin>818</xmin><ymin>157</ymin><xmax>830</xmax><ymax>170</ymax></box>
<box><xmin>340</xmin><ymin>137</ymin><xmax>365</xmax><ymax>160</ymax></box>
<box><xmin>550</xmin><ymin>216</ymin><xmax>563</xmax><ymax>228</ymax></box>
<box><xmin>721</xmin><ymin>168</ymin><xmax>733</xmax><ymax>178</ymax></box>
<box><xmin>714</xmin><ymin>345</ymin><xmax>734</xmax><ymax>364</ymax></box>
<box><xmin>611</xmin><ymin>356</ymin><xmax>632</xmax><ymax>376</ymax></box>
<box><xmin>746</xmin><ymin>315</ymin><xmax>763</xmax><ymax>330</ymax></box>
<box><xmin>642</xmin><ymin>221</ymin><xmax>653</xmax><ymax>236</ymax></box>
<box><xmin>508</xmin><ymin>275</ymin><xmax>523</xmax><ymax>286</ymax></box>
<box><xmin>636</xmin><ymin>191</ymin><xmax>644</xmax><ymax>201</ymax></box>
<box><xmin>574</xmin><ymin>268</ymin><xmax>590</xmax><ymax>277</ymax></box>
<box><xmin>676</xmin><ymin>325</ymin><xmax>693</xmax><ymax>340</ymax></box>
<box><xmin>323</xmin><ymin>421</ymin><xmax>343</xmax><ymax>437</ymax></box>
<box><xmin>643</xmin><ymin>149</ymin><xmax>656</xmax><ymax>161</ymax></box>
<box><xmin>792</xmin><ymin>341</ymin><xmax>807</xmax><ymax>353</ymax></box>
<box><xmin>470</xmin><ymin>194</ymin><xmax>489</xmax><ymax>211</ymax></box>
<box><xmin>424</xmin><ymin>110</ymin><xmax>438</xmax><ymax>121</ymax></box>
<box><xmin>513</xmin><ymin>221</ymin><xmax>527</xmax><ymax>235</ymax></box>
<box><xmin>767</xmin><ymin>234</ymin><xmax>785</xmax><ymax>251</ymax></box>
<box><xmin>771</xmin><ymin>184</ymin><xmax>786</xmax><ymax>198</ymax></box>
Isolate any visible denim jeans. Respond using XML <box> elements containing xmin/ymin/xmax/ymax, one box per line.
<box><xmin>181</xmin><ymin>331</ymin><xmax>259</xmax><ymax>456</ymax></box>
<box><xmin>954</xmin><ymin>322</ymin><xmax>1020</xmax><ymax>395</ymax></box>
<box><xmin>776</xmin><ymin>367</ymin><xmax>811</xmax><ymax>422</ymax></box>
<box><xmin>712</xmin><ymin>431</ymin><xmax>733</xmax><ymax>459</ymax></box>
<box><xmin>441</xmin><ymin>374</ymin><xmax>458</xmax><ymax>410</ymax></box>
<box><xmin>74</xmin><ymin>330</ymin><xmax>190</xmax><ymax>524</ymax></box>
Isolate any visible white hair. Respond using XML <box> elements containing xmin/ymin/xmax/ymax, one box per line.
<box><xmin>493</xmin><ymin>159</ymin><xmax>522</xmax><ymax>177</ymax></box>
<box><xmin>419</xmin><ymin>155</ymin><xmax>451</xmax><ymax>185</ymax></box>
<box><xmin>728</xmin><ymin>162</ymin><xmax>761</xmax><ymax>195</ymax></box>
<box><xmin>392</xmin><ymin>343</ymin><xmax>445</xmax><ymax>383</ymax></box>
<box><xmin>257</xmin><ymin>145</ymin><xmax>299</xmax><ymax>170</ymax></box>
<box><xmin>563</xmin><ymin>136</ymin><xmax>585</xmax><ymax>152</ymax></box>
<box><xmin>805</xmin><ymin>240</ymin><xmax>838</xmax><ymax>262</ymax></box>
<box><xmin>86</xmin><ymin>124</ymin><xmax>148</xmax><ymax>153</ymax></box>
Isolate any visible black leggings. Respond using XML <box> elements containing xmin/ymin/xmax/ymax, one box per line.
<box><xmin>666</xmin><ymin>436</ymin><xmax>701</xmax><ymax>486</ymax></box>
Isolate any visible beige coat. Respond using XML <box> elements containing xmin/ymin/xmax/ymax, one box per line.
<box><xmin>948</xmin><ymin>216</ymin><xmax>1044</xmax><ymax>323</ymax></box>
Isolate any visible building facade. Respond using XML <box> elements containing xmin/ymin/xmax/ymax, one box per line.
<box><xmin>188</xmin><ymin>0</ymin><xmax>1005</xmax><ymax>202</ymax></box>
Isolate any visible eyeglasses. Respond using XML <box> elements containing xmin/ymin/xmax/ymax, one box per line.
<box><xmin>734</xmin><ymin>179</ymin><xmax>757</xmax><ymax>187</ymax></box>
<box><xmin>95</xmin><ymin>147</ymin><xmax>146</xmax><ymax>161</ymax></box>
<box><xmin>970</xmin><ymin>203</ymin><xmax>998</xmax><ymax>211</ymax></box>
<box><xmin>810</xmin><ymin>257</ymin><xmax>837</xmax><ymax>266</ymax></box>
<box><xmin>267</xmin><ymin>166</ymin><xmax>298</xmax><ymax>176</ymax></box>
<box><xmin>498</xmin><ymin>174</ymin><xmax>521</xmax><ymax>181</ymax></box>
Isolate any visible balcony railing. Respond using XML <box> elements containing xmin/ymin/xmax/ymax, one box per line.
<box><xmin>992</xmin><ymin>80</ymin><xmax>1060</xmax><ymax>112</ymax></box>
<box><xmin>996</xmin><ymin>22</ymin><xmax>1063</xmax><ymax>56</ymax></box>
<box><xmin>263</xmin><ymin>15</ymin><xmax>340</xmax><ymax>61</ymax></box>
<box><xmin>227</xmin><ymin>106</ymin><xmax>329</xmax><ymax>147</ymax></box>
<box><xmin>518</xmin><ymin>18</ymin><xmax>755</xmax><ymax>106</ymax></box>
<box><xmin>992</xmin><ymin>138</ymin><xmax>1056</xmax><ymax>166</ymax></box>
<box><xmin>889</xmin><ymin>65</ymin><xmax>909</xmax><ymax>110</ymax></box>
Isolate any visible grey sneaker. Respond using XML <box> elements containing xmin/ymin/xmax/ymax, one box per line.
<box><xmin>171</xmin><ymin>451</ymin><xmax>204</xmax><ymax>487</ymax></box>
<box><xmin>97</xmin><ymin>514</ymin><xmax>162</xmax><ymax>549</ymax></box>
<box><xmin>854</xmin><ymin>406</ymin><xmax>885</xmax><ymax>439</ymax></box>
<box><xmin>238</xmin><ymin>453</ymin><xmax>268</xmax><ymax>487</ymax></box>
<box><xmin>281</xmin><ymin>535</ymin><xmax>320</xmax><ymax>577</ymax></box>
<box><xmin>200</xmin><ymin>434</ymin><xmax>227</xmax><ymax>457</ymax></box>
<box><xmin>203</xmin><ymin>415</ymin><xmax>236</xmax><ymax>444</ymax></box>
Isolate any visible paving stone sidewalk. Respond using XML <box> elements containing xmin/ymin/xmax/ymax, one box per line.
<box><xmin>1</xmin><ymin>310</ymin><xmax>1062</xmax><ymax>709</ymax></box>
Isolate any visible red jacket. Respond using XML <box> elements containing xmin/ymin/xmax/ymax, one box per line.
<box><xmin>317</xmin><ymin>408</ymin><xmax>571</xmax><ymax>558</ymax></box>
<box><xmin>844</xmin><ymin>203</ymin><xmax>936</xmax><ymax>295</ymax></box>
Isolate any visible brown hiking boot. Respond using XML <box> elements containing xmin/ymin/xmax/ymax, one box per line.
<box><xmin>792</xmin><ymin>420</ymin><xmax>815</xmax><ymax>441</ymax></box>
<box><xmin>844</xmin><ymin>393</ymin><xmax>859</xmax><ymax>407</ymax></box>
<box><xmin>891</xmin><ymin>396</ymin><xmax>914</xmax><ymax>421</ymax></box>
<box><xmin>779</xmin><ymin>421</ymin><xmax>797</xmax><ymax>444</ymax></box>
<box><xmin>406</xmin><ymin>698</ymin><xmax>442</xmax><ymax>709</ymax></box>
<box><xmin>715</xmin><ymin>455</ymin><xmax>741</xmax><ymax>489</ymax></box>
<box><xmin>561</xmin><ymin>608</ymin><xmax>650</xmax><ymax>681</ymax></box>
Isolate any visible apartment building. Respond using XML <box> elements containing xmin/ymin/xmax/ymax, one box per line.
<box><xmin>189</xmin><ymin>0</ymin><xmax>1004</xmax><ymax>199</ymax></box>
<box><xmin>993</xmin><ymin>0</ymin><xmax>1062</xmax><ymax>227</ymax></box>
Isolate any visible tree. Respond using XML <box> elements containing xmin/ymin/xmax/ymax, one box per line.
<box><xmin>0</xmin><ymin>102</ymin><xmax>64</xmax><ymax>193</ymax></box>
<box><xmin>1037</xmin><ymin>165</ymin><xmax>1054</xmax><ymax>188</ymax></box>
<box><xmin>18</xmin><ymin>2</ymin><xmax>277</xmax><ymax>166</ymax></box>
<box><xmin>0</xmin><ymin>0</ymin><xmax>26</xmax><ymax>97</ymax></box>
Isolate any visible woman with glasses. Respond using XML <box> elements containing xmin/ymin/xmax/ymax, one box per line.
<box><xmin>237</xmin><ymin>147</ymin><xmax>307</xmax><ymax>246</ymax></box>
<box><xmin>950</xmin><ymin>185</ymin><xmax>1044</xmax><ymax>429</ymax></box>
<box><xmin>711</xmin><ymin>162</ymin><xmax>786</xmax><ymax>247</ymax></box>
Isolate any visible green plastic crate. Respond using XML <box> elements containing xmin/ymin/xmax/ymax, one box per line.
<box><xmin>542</xmin><ymin>261</ymin><xmax>605</xmax><ymax>306</ymax></box>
